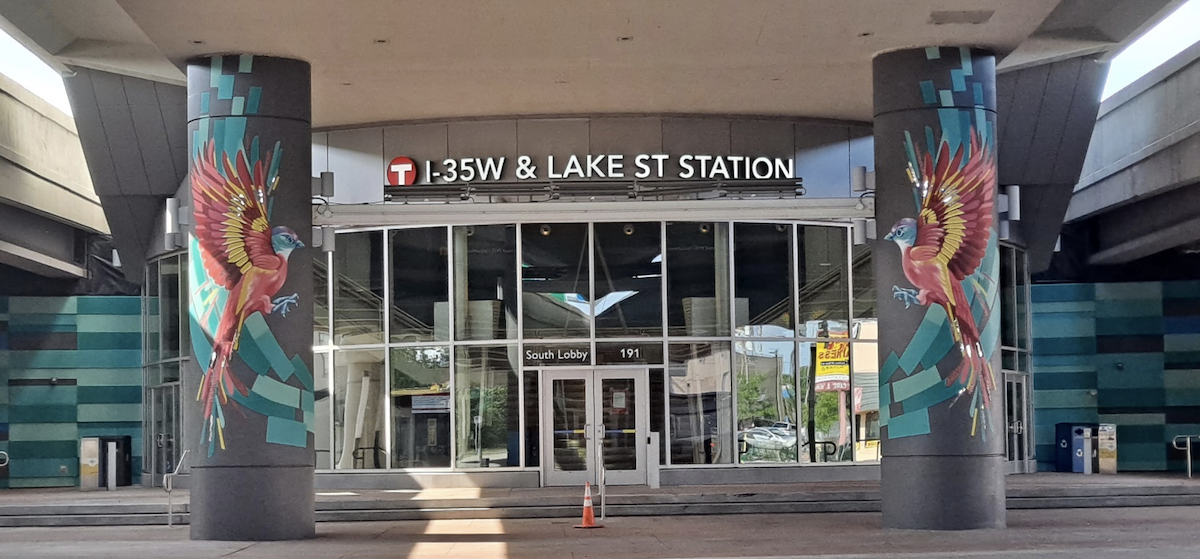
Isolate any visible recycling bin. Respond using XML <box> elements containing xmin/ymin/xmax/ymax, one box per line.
<box><xmin>1055</xmin><ymin>423</ymin><xmax>1099</xmax><ymax>473</ymax></box>
<box><xmin>98</xmin><ymin>435</ymin><xmax>133</xmax><ymax>487</ymax></box>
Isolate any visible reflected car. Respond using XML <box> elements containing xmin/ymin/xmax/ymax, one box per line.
<box><xmin>738</xmin><ymin>426</ymin><xmax>798</xmax><ymax>451</ymax></box>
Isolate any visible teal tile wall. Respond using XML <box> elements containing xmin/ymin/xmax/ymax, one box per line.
<box><xmin>0</xmin><ymin>296</ymin><xmax>142</xmax><ymax>489</ymax></box>
<box><xmin>1032</xmin><ymin>281</ymin><xmax>1200</xmax><ymax>472</ymax></box>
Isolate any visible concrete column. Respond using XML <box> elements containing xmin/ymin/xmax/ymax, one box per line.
<box><xmin>872</xmin><ymin>47</ymin><xmax>1004</xmax><ymax>530</ymax></box>
<box><xmin>184</xmin><ymin>55</ymin><xmax>314</xmax><ymax>540</ymax></box>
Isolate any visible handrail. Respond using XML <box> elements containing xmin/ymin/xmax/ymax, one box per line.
<box><xmin>1173</xmin><ymin>435</ymin><xmax>1198</xmax><ymax>479</ymax></box>
<box><xmin>163</xmin><ymin>450</ymin><xmax>189</xmax><ymax>527</ymax></box>
<box><xmin>0</xmin><ymin>450</ymin><xmax>8</xmax><ymax>468</ymax></box>
<box><xmin>597</xmin><ymin>435</ymin><xmax>607</xmax><ymax>520</ymax></box>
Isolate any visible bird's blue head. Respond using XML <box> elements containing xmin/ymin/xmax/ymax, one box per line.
<box><xmin>884</xmin><ymin>218</ymin><xmax>918</xmax><ymax>248</ymax></box>
<box><xmin>271</xmin><ymin>226</ymin><xmax>304</xmax><ymax>257</ymax></box>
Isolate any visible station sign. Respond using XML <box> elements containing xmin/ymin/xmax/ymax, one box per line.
<box><xmin>386</xmin><ymin>153</ymin><xmax>797</xmax><ymax>186</ymax></box>
<box><xmin>523</xmin><ymin>344</ymin><xmax>591</xmax><ymax>366</ymax></box>
<box><xmin>596</xmin><ymin>342</ymin><xmax>663</xmax><ymax>365</ymax></box>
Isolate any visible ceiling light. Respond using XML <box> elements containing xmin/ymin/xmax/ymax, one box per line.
<box><xmin>190</xmin><ymin>40</ymin><xmax>204</xmax><ymax>45</ymax></box>
<box><xmin>928</xmin><ymin>10</ymin><xmax>994</xmax><ymax>25</ymax></box>
<box><xmin>375</xmin><ymin>39</ymin><xmax>389</xmax><ymax>44</ymax></box>
<box><xmin>540</xmin><ymin>224</ymin><xmax>552</xmax><ymax>236</ymax></box>
<box><xmin>623</xmin><ymin>224</ymin><xmax>635</xmax><ymax>235</ymax></box>
<box><xmin>617</xmin><ymin>36</ymin><xmax>633</xmax><ymax>42</ymax></box>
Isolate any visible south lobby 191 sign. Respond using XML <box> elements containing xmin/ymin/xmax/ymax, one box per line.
<box><xmin>387</xmin><ymin>153</ymin><xmax>798</xmax><ymax>186</ymax></box>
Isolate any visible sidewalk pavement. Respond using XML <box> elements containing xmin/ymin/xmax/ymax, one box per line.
<box><xmin>2</xmin><ymin>506</ymin><xmax>1200</xmax><ymax>559</ymax></box>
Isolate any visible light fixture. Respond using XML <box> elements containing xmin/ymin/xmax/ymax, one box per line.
<box><xmin>164</xmin><ymin>197</ymin><xmax>186</xmax><ymax>249</ymax></box>
<box><xmin>540</xmin><ymin>224</ymin><xmax>552</xmax><ymax>236</ymax></box>
<box><xmin>310</xmin><ymin>226</ymin><xmax>336</xmax><ymax>252</ymax></box>
<box><xmin>698</xmin><ymin>223</ymin><xmax>711</xmax><ymax>234</ymax></box>
<box><xmin>1006</xmin><ymin>185</ymin><xmax>1021</xmax><ymax>221</ymax></box>
<box><xmin>465</xmin><ymin>226</ymin><xmax>475</xmax><ymax>237</ymax></box>
<box><xmin>623</xmin><ymin>224</ymin><xmax>635</xmax><ymax>235</ymax></box>
<box><xmin>852</xmin><ymin>218</ymin><xmax>878</xmax><ymax>246</ymax></box>
<box><xmin>312</xmin><ymin>171</ymin><xmax>335</xmax><ymax>197</ymax></box>
<box><xmin>998</xmin><ymin>219</ymin><xmax>1011</xmax><ymax>241</ymax></box>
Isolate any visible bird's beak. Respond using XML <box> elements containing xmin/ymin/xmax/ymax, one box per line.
<box><xmin>884</xmin><ymin>231</ymin><xmax>895</xmax><ymax>241</ymax></box>
<box><xmin>296</xmin><ymin>240</ymin><xmax>306</xmax><ymax>248</ymax></box>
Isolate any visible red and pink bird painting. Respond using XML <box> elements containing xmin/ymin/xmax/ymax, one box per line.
<box><xmin>884</xmin><ymin>129</ymin><xmax>996</xmax><ymax>435</ymax></box>
<box><xmin>191</xmin><ymin>141</ymin><xmax>303</xmax><ymax>449</ymax></box>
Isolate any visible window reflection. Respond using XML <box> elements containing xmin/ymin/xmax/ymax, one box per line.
<box><xmin>735</xmin><ymin>223</ymin><xmax>793</xmax><ymax>336</ymax></box>
<box><xmin>333</xmin><ymin>231</ymin><xmax>385</xmax><ymax>345</ymax></box>
<box><xmin>391</xmin><ymin>228</ymin><xmax>448</xmax><ymax>342</ymax></box>
<box><xmin>594</xmin><ymin>222</ymin><xmax>663</xmax><ymax>337</ymax></box>
<box><xmin>851</xmin><ymin>244</ymin><xmax>876</xmax><ymax>340</ymax></box>
<box><xmin>799</xmin><ymin>225</ymin><xmax>849</xmax><ymax>325</ymax></box>
<box><xmin>314</xmin><ymin>352</ymin><xmax>333</xmax><ymax>469</ymax></box>
<box><xmin>333</xmin><ymin>349</ymin><xmax>386</xmax><ymax>469</ymax></box>
<box><xmin>851</xmin><ymin>341</ymin><xmax>880</xmax><ymax>462</ymax></box>
<box><xmin>522</xmin><ymin>224</ymin><xmax>590</xmax><ymax>338</ymax></box>
<box><xmin>735</xmin><ymin>341</ymin><xmax>798</xmax><ymax>463</ymax></box>
<box><xmin>668</xmin><ymin>342</ymin><xmax>733</xmax><ymax>465</ymax></box>
<box><xmin>455</xmin><ymin>345</ymin><xmax>520</xmax><ymax>467</ymax></box>
<box><xmin>666</xmin><ymin>223</ymin><xmax>731</xmax><ymax>336</ymax></box>
<box><xmin>453</xmin><ymin>225</ymin><xmax>517</xmax><ymax>341</ymax></box>
<box><xmin>391</xmin><ymin>347</ymin><xmax>451</xmax><ymax>468</ymax></box>
<box><xmin>800</xmin><ymin>338</ymin><xmax>854</xmax><ymax>463</ymax></box>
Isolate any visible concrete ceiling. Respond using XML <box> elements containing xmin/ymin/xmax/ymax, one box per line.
<box><xmin>3</xmin><ymin>0</ymin><xmax>1078</xmax><ymax>128</ymax></box>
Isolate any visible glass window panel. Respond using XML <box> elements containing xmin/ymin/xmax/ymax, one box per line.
<box><xmin>850</xmin><ymin>341</ymin><xmax>880</xmax><ymax>462</ymax></box>
<box><xmin>735</xmin><ymin>341</ymin><xmax>798</xmax><ymax>464</ymax></box>
<box><xmin>1016</xmin><ymin>248</ymin><xmax>1030</xmax><ymax>350</ymax></box>
<box><xmin>798</xmin><ymin>225</ymin><xmax>850</xmax><ymax>326</ymax></box>
<box><xmin>390</xmin><ymin>346</ymin><xmax>451</xmax><ymax>468</ymax></box>
<box><xmin>162</xmin><ymin>361</ymin><xmax>179</xmax><ymax>384</ymax></box>
<box><xmin>333</xmin><ymin>349</ymin><xmax>387</xmax><ymax>469</ymax></box>
<box><xmin>600</xmin><ymin>377</ymin><xmax>638</xmax><ymax>471</ymax></box>
<box><xmin>800</xmin><ymin>340</ymin><xmax>853</xmax><ymax>463</ymax></box>
<box><xmin>314</xmin><ymin>352</ymin><xmax>333</xmax><ymax>469</ymax></box>
<box><xmin>455</xmin><ymin>345</ymin><xmax>520</xmax><ymax>468</ymax></box>
<box><xmin>160</xmin><ymin>257</ymin><xmax>181</xmax><ymax>359</ymax></box>
<box><xmin>594</xmin><ymin>222</ymin><xmax>663</xmax><ymax>338</ymax></box>
<box><xmin>524</xmin><ymin>369</ymin><xmax>539</xmax><ymax>467</ymax></box>
<box><xmin>391</xmin><ymin>228</ymin><xmax>449</xmax><ymax>343</ymax></box>
<box><xmin>333</xmin><ymin>231</ymin><xmax>385</xmax><ymax>346</ymax></box>
<box><xmin>851</xmin><ymin>244</ymin><xmax>877</xmax><ymax>340</ymax></box>
<box><xmin>550</xmin><ymin>378</ymin><xmax>588</xmax><ymax>472</ymax></box>
<box><xmin>1001</xmin><ymin>245</ymin><xmax>1017</xmax><ymax>348</ymax></box>
<box><xmin>314</xmin><ymin>252</ymin><xmax>330</xmax><ymax>347</ymax></box>
<box><xmin>666</xmin><ymin>222</ymin><xmax>730</xmax><ymax>337</ymax></box>
<box><xmin>521</xmin><ymin>223</ymin><xmax>590</xmax><ymax>339</ymax></box>
<box><xmin>179</xmin><ymin>254</ymin><xmax>191</xmax><ymax>359</ymax></box>
<box><xmin>650</xmin><ymin>367</ymin><xmax>667</xmax><ymax>465</ymax></box>
<box><xmin>146</xmin><ymin>260</ymin><xmax>160</xmax><ymax>362</ymax></box>
<box><xmin>668</xmin><ymin>342</ymin><xmax>733</xmax><ymax>465</ymax></box>
<box><xmin>453</xmin><ymin>225</ymin><xmax>518</xmax><ymax>341</ymax></box>
<box><xmin>734</xmin><ymin>223</ymin><xmax>794</xmax><ymax>337</ymax></box>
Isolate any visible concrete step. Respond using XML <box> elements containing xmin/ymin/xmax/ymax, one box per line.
<box><xmin>2</xmin><ymin>483</ymin><xmax>1200</xmax><ymax>527</ymax></box>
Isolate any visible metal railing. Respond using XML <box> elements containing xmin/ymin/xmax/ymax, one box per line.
<box><xmin>1174</xmin><ymin>436</ymin><xmax>1200</xmax><ymax>479</ymax></box>
<box><xmin>163</xmin><ymin>450</ymin><xmax>189</xmax><ymax>527</ymax></box>
<box><xmin>597</xmin><ymin>436</ymin><xmax>607</xmax><ymax>520</ymax></box>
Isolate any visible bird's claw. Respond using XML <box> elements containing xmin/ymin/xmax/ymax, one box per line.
<box><xmin>892</xmin><ymin>286</ymin><xmax>920</xmax><ymax>309</ymax></box>
<box><xmin>272</xmin><ymin>293</ymin><xmax>300</xmax><ymax>317</ymax></box>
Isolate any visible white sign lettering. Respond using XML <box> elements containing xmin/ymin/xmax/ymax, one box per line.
<box><xmin>391</xmin><ymin>153</ymin><xmax>796</xmax><ymax>185</ymax></box>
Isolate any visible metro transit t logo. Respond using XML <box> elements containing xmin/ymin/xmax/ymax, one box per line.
<box><xmin>386</xmin><ymin>157</ymin><xmax>417</xmax><ymax>186</ymax></box>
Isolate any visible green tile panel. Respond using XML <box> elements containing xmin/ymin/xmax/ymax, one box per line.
<box><xmin>76</xmin><ymin>332</ymin><xmax>142</xmax><ymax>350</ymax></box>
<box><xmin>1095</xmin><ymin>282</ymin><xmax>1163</xmax><ymax>301</ymax></box>
<box><xmin>75</xmin><ymin>368</ymin><xmax>143</xmax><ymax>387</ymax></box>
<box><xmin>8</xmin><ymin>297</ymin><xmax>78</xmax><ymax>315</ymax></box>
<box><xmin>1098</xmin><ymin>413</ymin><xmax>1166</xmax><ymax>425</ymax></box>
<box><xmin>7</xmin><ymin>440</ymin><xmax>77</xmax><ymax>459</ymax></box>
<box><xmin>1165</xmin><ymin>334</ymin><xmax>1200</xmax><ymax>351</ymax></box>
<box><xmin>1165</xmin><ymin>370</ymin><xmax>1200</xmax><ymax>389</ymax></box>
<box><xmin>8</xmin><ymin>385</ymin><xmax>78</xmax><ymax>406</ymax></box>
<box><xmin>6</xmin><ymin>314</ymin><xmax>77</xmax><ymax>327</ymax></box>
<box><xmin>7</xmin><ymin>478</ymin><xmax>74</xmax><ymax>488</ymax></box>
<box><xmin>77</xmin><ymin>403</ymin><xmax>141</xmax><ymax>423</ymax></box>
<box><xmin>1032</xmin><ymin>301</ymin><xmax>1096</xmax><ymax>314</ymax></box>
<box><xmin>1034</xmin><ymin>389</ymin><xmax>1097</xmax><ymax>409</ymax></box>
<box><xmin>8</xmin><ymin>405</ymin><xmax>76</xmax><ymax>423</ymax></box>
<box><xmin>77</xmin><ymin>386</ymin><xmax>142</xmax><ymax>404</ymax></box>
<box><xmin>1032</xmin><ymin>283</ymin><xmax>1095</xmax><ymax>302</ymax></box>
<box><xmin>76</xmin><ymin>297</ymin><xmax>140</xmax><ymax>316</ymax></box>
<box><xmin>6</xmin><ymin>349</ymin><xmax>141</xmax><ymax>369</ymax></box>
<box><xmin>7</xmin><ymin>423</ymin><xmax>79</xmax><ymax>442</ymax></box>
<box><xmin>1095</xmin><ymin>316</ymin><xmax>1164</xmax><ymax>336</ymax></box>
<box><xmin>8</xmin><ymin>459</ymin><xmax>78</xmax><ymax>479</ymax></box>
<box><xmin>1032</xmin><ymin>313</ymin><xmax>1096</xmax><ymax>338</ymax></box>
<box><xmin>76</xmin><ymin>315</ymin><xmax>141</xmax><ymax>333</ymax></box>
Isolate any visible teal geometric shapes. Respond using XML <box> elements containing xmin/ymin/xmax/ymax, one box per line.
<box><xmin>77</xmin><ymin>314</ymin><xmax>140</xmax><ymax>333</ymax></box>
<box><xmin>266</xmin><ymin>416</ymin><xmax>307</xmax><ymax>448</ymax></box>
<box><xmin>77</xmin><ymin>386</ymin><xmax>142</xmax><ymax>404</ymax></box>
<box><xmin>302</xmin><ymin>388</ymin><xmax>314</xmax><ymax>414</ymax></box>
<box><xmin>247</xmin><ymin>87</ymin><xmax>262</xmax><ymax>115</ymax></box>
<box><xmin>232</xmin><ymin>96</ymin><xmax>245</xmax><ymax>116</ymax></box>
<box><xmin>223</xmin><ymin>117</ymin><xmax>247</xmax><ymax>158</ymax></box>
<box><xmin>77</xmin><ymin>332</ymin><xmax>141</xmax><ymax>350</ymax></box>
<box><xmin>951</xmin><ymin>69</ymin><xmax>966</xmax><ymax>92</ymax></box>
<box><xmin>210</xmin><ymin>55</ymin><xmax>223</xmax><ymax>88</ymax></box>
<box><xmin>8</xmin><ymin>314</ymin><xmax>76</xmax><ymax>327</ymax></box>
<box><xmin>218</xmin><ymin>74</ymin><xmax>235</xmax><ymax>100</ymax></box>
<box><xmin>200</xmin><ymin>91</ymin><xmax>211</xmax><ymax>114</ymax></box>
<box><xmin>250</xmin><ymin>375</ymin><xmax>301</xmax><ymax>409</ymax></box>
<box><xmin>1096</xmin><ymin>281</ymin><xmax>1162</xmax><ymax>300</ymax></box>
<box><xmin>76</xmin><ymin>297</ymin><xmax>140</xmax><ymax>315</ymax></box>
<box><xmin>212</xmin><ymin>119</ymin><xmax>227</xmax><ymax>161</ymax></box>
<box><xmin>919</xmin><ymin>322</ymin><xmax>957</xmax><ymax>371</ymax></box>
<box><xmin>243</xmin><ymin>313</ymin><xmax>296</xmax><ymax>381</ymax></box>
<box><xmin>238</xmin><ymin>54</ymin><xmax>254</xmax><ymax>73</ymax></box>
<box><xmin>939</xmin><ymin>90</ymin><xmax>954</xmax><ymax>107</ymax></box>
<box><xmin>891</xmin><ymin>366</ymin><xmax>943</xmax><ymax>403</ymax></box>
<box><xmin>899</xmin><ymin>306</ymin><xmax>947</xmax><ymax>373</ymax></box>
<box><xmin>925</xmin><ymin>47</ymin><xmax>941</xmax><ymax>59</ymax></box>
<box><xmin>973</xmin><ymin>82</ymin><xmax>984</xmax><ymax>106</ymax></box>
<box><xmin>888</xmin><ymin>409</ymin><xmax>931</xmax><ymax>438</ymax></box>
<box><xmin>9</xmin><ymin>405</ymin><xmax>76</xmax><ymax>423</ymax></box>
<box><xmin>230</xmin><ymin>391</ymin><xmax>294</xmax><ymax>423</ymax></box>
<box><xmin>9</xmin><ymin>385</ymin><xmax>77</xmax><ymax>406</ymax></box>
<box><xmin>899</xmin><ymin>381</ymin><xmax>957</xmax><ymax>413</ymax></box>
<box><xmin>920</xmin><ymin>80</ymin><xmax>937</xmax><ymax>105</ymax></box>
<box><xmin>9</xmin><ymin>297</ymin><xmax>77</xmax><ymax>314</ymax></box>
<box><xmin>290</xmin><ymin>355</ymin><xmax>313</xmax><ymax>390</ymax></box>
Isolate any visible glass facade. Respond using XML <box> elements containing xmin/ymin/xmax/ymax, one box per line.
<box><xmin>322</xmin><ymin>220</ymin><xmax>881</xmax><ymax>471</ymax></box>
<box><xmin>142</xmin><ymin>253</ymin><xmax>189</xmax><ymax>485</ymax></box>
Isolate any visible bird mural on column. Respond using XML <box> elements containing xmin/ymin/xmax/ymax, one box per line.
<box><xmin>191</xmin><ymin>140</ymin><xmax>304</xmax><ymax>449</ymax></box>
<box><xmin>884</xmin><ymin>129</ymin><xmax>996</xmax><ymax>435</ymax></box>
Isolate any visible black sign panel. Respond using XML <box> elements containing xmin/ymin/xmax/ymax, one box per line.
<box><xmin>523</xmin><ymin>344</ymin><xmax>591</xmax><ymax>367</ymax></box>
<box><xmin>596</xmin><ymin>342</ymin><xmax>664</xmax><ymax>365</ymax></box>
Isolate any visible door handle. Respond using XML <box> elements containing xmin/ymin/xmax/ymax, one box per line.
<box><xmin>583</xmin><ymin>423</ymin><xmax>592</xmax><ymax>440</ymax></box>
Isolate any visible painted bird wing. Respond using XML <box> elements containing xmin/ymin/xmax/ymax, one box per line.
<box><xmin>909</xmin><ymin>131</ymin><xmax>996</xmax><ymax>282</ymax></box>
<box><xmin>190</xmin><ymin>142</ymin><xmax>280</xmax><ymax>290</ymax></box>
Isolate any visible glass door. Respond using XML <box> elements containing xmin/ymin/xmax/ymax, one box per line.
<box><xmin>541</xmin><ymin>369</ymin><xmax>648</xmax><ymax>486</ymax></box>
<box><xmin>149</xmin><ymin>384</ymin><xmax>181</xmax><ymax>486</ymax></box>
<box><xmin>1004</xmin><ymin>373</ymin><xmax>1032</xmax><ymax>474</ymax></box>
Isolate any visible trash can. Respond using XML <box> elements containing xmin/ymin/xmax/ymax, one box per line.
<box><xmin>80</xmin><ymin>437</ymin><xmax>101</xmax><ymax>490</ymax></box>
<box><xmin>1097</xmin><ymin>423</ymin><xmax>1117</xmax><ymax>474</ymax></box>
<box><xmin>98</xmin><ymin>435</ymin><xmax>133</xmax><ymax>487</ymax></box>
<box><xmin>1055</xmin><ymin>423</ymin><xmax>1099</xmax><ymax>473</ymax></box>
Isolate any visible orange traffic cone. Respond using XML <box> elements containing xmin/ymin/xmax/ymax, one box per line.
<box><xmin>574</xmin><ymin>482</ymin><xmax>604</xmax><ymax>529</ymax></box>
